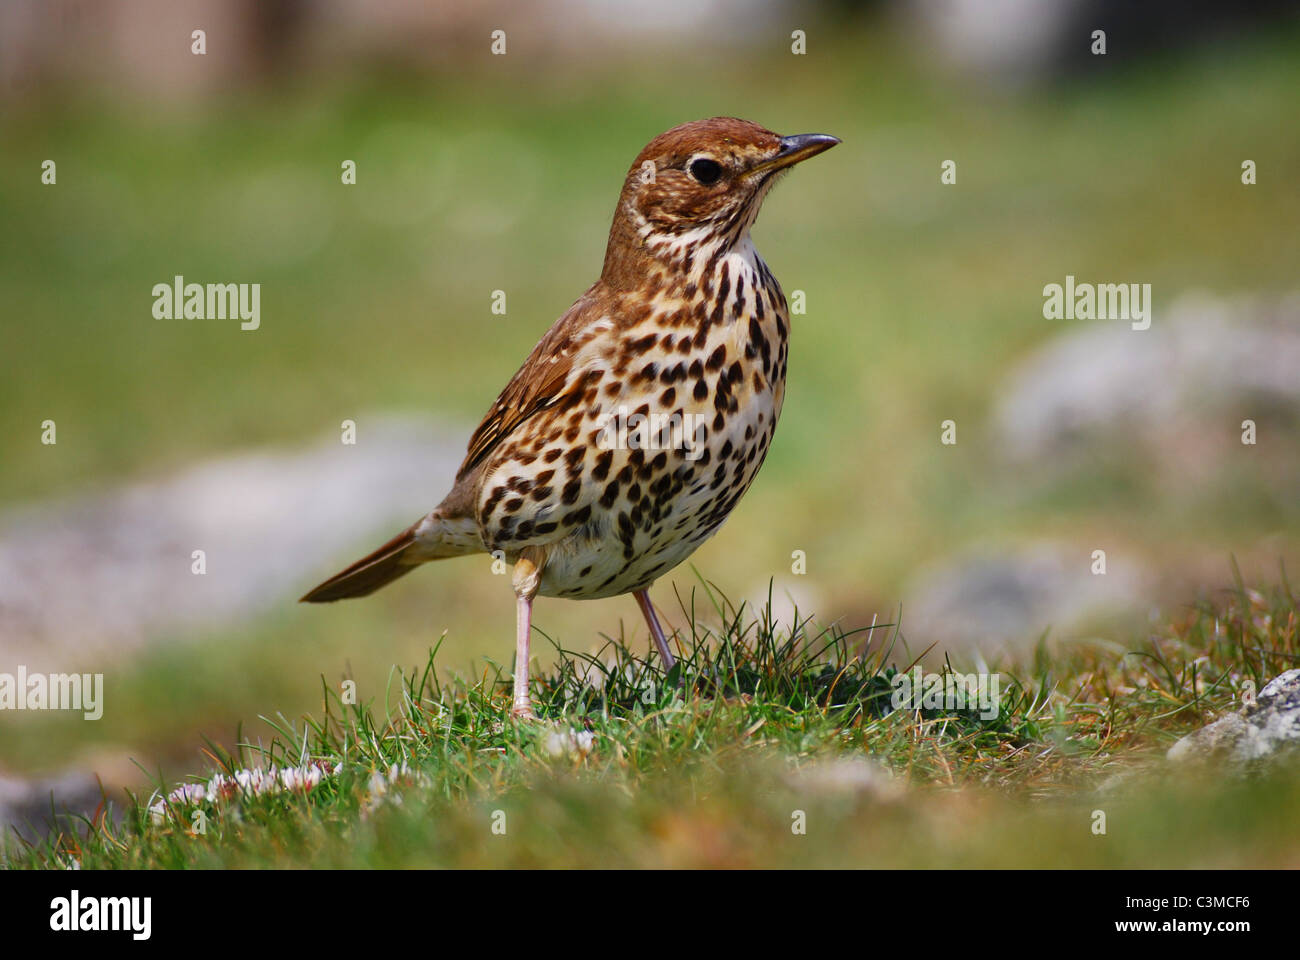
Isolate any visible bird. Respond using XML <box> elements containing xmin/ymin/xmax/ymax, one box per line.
<box><xmin>301</xmin><ymin>117</ymin><xmax>839</xmax><ymax>718</ymax></box>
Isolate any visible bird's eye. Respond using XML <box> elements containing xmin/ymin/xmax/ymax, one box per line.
<box><xmin>688</xmin><ymin>158</ymin><xmax>723</xmax><ymax>185</ymax></box>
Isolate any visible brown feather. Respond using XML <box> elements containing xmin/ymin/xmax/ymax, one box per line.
<box><xmin>456</xmin><ymin>120</ymin><xmax>788</xmax><ymax>482</ymax></box>
<box><xmin>455</xmin><ymin>296</ymin><xmax>596</xmax><ymax>480</ymax></box>
<box><xmin>299</xmin><ymin>525</ymin><xmax>420</xmax><ymax>602</ymax></box>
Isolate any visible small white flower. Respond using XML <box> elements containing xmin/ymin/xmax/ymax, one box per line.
<box><xmin>544</xmin><ymin>727</ymin><xmax>597</xmax><ymax>758</ymax></box>
<box><xmin>206</xmin><ymin>773</ymin><xmax>232</xmax><ymax>799</ymax></box>
<box><xmin>279</xmin><ymin>765</ymin><xmax>324</xmax><ymax>791</ymax></box>
<box><xmin>168</xmin><ymin>782</ymin><xmax>207</xmax><ymax>805</ymax></box>
<box><xmin>233</xmin><ymin>766</ymin><xmax>278</xmax><ymax>796</ymax></box>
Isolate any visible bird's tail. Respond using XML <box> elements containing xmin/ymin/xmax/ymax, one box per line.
<box><xmin>299</xmin><ymin>510</ymin><xmax>482</xmax><ymax>603</ymax></box>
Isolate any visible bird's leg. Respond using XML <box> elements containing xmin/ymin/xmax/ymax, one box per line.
<box><xmin>634</xmin><ymin>589</ymin><xmax>676</xmax><ymax>670</ymax></box>
<box><xmin>512</xmin><ymin>594</ymin><xmax>535</xmax><ymax>719</ymax></box>
<box><xmin>511</xmin><ymin>546</ymin><xmax>547</xmax><ymax>719</ymax></box>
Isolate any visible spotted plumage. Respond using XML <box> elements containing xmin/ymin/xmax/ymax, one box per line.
<box><xmin>301</xmin><ymin>117</ymin><xmax>839</xmax><ymax>717</ymax></box>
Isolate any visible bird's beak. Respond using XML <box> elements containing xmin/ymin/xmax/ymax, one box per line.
<box><xmin>748</xmin><ymin>133</ymin><xmax>841</xmax><ymax>177</ymax></box>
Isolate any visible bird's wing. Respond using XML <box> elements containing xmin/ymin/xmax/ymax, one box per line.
<box><xmin>455</xmin><ymin>293</ymin><xmax>604</xmax><ymax>481</ymax></box>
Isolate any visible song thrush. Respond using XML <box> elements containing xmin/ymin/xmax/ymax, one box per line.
<box><xmin>301</xmin><ymin>117</ymin><xmax>839</xmax><ymax>717</ymax></box>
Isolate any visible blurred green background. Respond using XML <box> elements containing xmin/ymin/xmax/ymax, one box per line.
<box><xmin>1</xmin><ymin>1</ymin><xmax>1298</xmax><ymax>799</ymax></box>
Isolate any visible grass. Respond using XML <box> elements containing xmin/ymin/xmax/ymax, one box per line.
<box><xmin>2</xmin><ymin>13</ymin><xmax>1299</xmax><ymax>867</ymax></box>
<box><xmin>8</xmin><ymin>570</ymin><xmax>1297</xmax><ymax>869</ymax></box>
<box><xmin>1</xmin><ymin>18</ymin><xmax>1297</xmax><ymax>790</ymax></box>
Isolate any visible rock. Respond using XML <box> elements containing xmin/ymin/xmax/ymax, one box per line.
<box><xmin>784</xmin><ymin>758</ymin><xmax>903</xmax><ymax>802</ymax></box>
<box><xmin>0</xmin><ymin>749</ymin><xmax>143</xmax><ymax>849</ymax></box>
<box><xmin>0</xmin><ymin>415</ymin><xmax>465</xmax><ymax>668</ymax></box>
<box><xmin>899</xmin><ymin>0</ymin><xmax>1087</xmax><ymax>83</ymax></box>
<box><xmin>898</xmin><ymin>1</ymin><xmax>1298</xmax><ymax>86</ymax></box>
<box><xmin>0</xmin><ymin>770</ymin><xmax>105</xmax><ymax>845</ymax></box>
<box><xmin>994</xmin><ymin>291</ymin><xmax>1300</xmax><ymax>466</ymax></box>
<box><xmin>900</xmin><ymin>540</ymin><xmax>1146</xmax><ymax>651</ymax></box>
<box><xmin>1167</xmin><ymin>669</ymin><xmax>1300</xmax><ymax>772</ymax></box>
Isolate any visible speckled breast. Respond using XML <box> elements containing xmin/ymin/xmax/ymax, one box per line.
<box><xmin>477</xmin><ymin>243</ymin><xmax>790</xmax><ymax>600</ymax></box>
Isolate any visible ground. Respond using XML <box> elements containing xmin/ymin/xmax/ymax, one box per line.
<box><xmin>8</xmin><ymin>574</ymin><xmax>1297</xmax><ymax>869</ymax></box>
<box><xmin>2</xmin><ymin>15</ymin><xmax>1298</xmax><ymax>869</ymax></box>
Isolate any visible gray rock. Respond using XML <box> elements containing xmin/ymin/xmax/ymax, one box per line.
<box><xmin>900</xmin><ymin>540</ymin><xmax>1146</xmax><ymax>651</ymax></box>
<box><xmin>784</xmin><ymin>758</ymin><xmax>903</xmax><ymax>802</ymax></box>
<box><xmin>994</xmin><ymin>291</ymin><xmax>1300</xmax><ymax>463</ymax></box>
<box><xmin>1167</xmin><ymin>669</ymin><xmax>1300</xmax><ymax>771</ymax></box>
<box><xmin>0</xmin><ymin>414</ymin><xmax>466</xmax><ymax>668</ymax></box>
<box><xmin>0</xmin><ymin>769</ymin><xmax>106</xmax><ymax>846</ymax></box>
<box><xmin>899</xmin><ymin>0</ymin><xmax>1088</xmax><ymax>84</ymax></box>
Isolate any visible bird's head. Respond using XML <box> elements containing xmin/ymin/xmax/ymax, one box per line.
<box><xmin>600</xmin><ymin>114</ymin><xmax>842</xmax><ymax>282</ymax></box>
<box><xmin>603</xmin><ymin>117</ymin><xmax>839</xmax><ymax>281</ymax></box>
